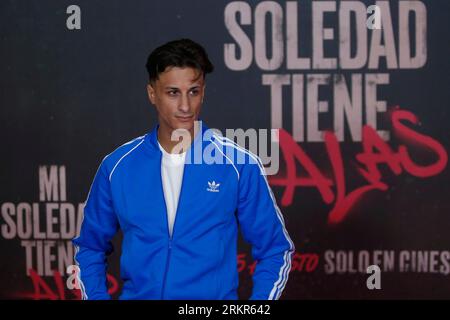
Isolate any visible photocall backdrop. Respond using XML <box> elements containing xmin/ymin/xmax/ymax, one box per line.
<box><xmin>1</xmin><ymin>0</ymin><xmax>449</xmax><ymax>299</ymax></box>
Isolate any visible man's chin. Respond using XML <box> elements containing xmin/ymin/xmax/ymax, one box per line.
<box><xmin>172</xmin><ymin>120</ymin><xmax>196</xmax><ymax>133</ymax></box>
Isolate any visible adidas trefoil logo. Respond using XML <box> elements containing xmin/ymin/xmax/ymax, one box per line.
<box><xmin>207</xmin><ymin>181</ymin><xmax>220</xmax><ymax>193</ymax></box>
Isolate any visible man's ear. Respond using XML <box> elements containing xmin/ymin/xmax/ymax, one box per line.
<box><xmin>147</xmin><ymin>83</ymin><xmax>156</xmax><ymax>105</ymax></box>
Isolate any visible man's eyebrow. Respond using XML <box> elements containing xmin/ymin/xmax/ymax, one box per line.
<box><xmin>164</xmin><ymin>85</ymin><xmax>201</xmax><ymax>90</ymax></box>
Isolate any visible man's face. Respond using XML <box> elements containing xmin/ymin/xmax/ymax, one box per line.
<box><xmin>147</xmin><ymin>66</ymin><xmax>205</xmax><ymax>136</ymax></box>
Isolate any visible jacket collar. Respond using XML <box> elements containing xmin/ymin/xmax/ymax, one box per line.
<box><xmin>145</xmin><ymin>120</ymin><xmax>210</xmax><ymax>155</ymax></box>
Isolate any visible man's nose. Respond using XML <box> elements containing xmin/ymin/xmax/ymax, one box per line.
<box><xmin>178</xmin><ymin>93</ymin><xmax>191</xmax><ymax>113</ymax></box>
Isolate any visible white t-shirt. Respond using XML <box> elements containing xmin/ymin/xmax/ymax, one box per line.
<box><xmin>158</xmin><ymin>141</ymin><xmax>186</xmax><ymax>237</ymax></box>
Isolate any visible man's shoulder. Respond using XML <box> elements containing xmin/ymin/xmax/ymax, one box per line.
<box><xmin>101</xmin><ymin>134</ymin><xmax>147</xmax><ymax>172</ymax></box>
<box><xmin>208</xmin><ymin>134</ymin><xmax>263</xmax><ymax>174</ymax></box>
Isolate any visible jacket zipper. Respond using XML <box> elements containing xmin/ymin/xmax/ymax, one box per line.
<box><xmin>160</xmin><ymin>151</ymin><xmax>187</xmax><ymax>299</ymax></box>
<box><xmin>161</xmin><ymin>238</ymin><xmax>172</xmax><ymax>299</ymax></box>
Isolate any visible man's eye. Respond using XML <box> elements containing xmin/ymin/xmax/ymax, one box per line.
<box><xmin>190</xmin><ymin>90</ymin><xmax>199</xmax><ymax>96</ymax></box>
<box><xmin>168</xmin><ymin>91</ymin><xmax>178</xmax><ymax>96</ymax></box>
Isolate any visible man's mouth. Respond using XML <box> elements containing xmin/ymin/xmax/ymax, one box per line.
<box><xmin>176</xmin><ymin>115</ymin><xmax>194</xmax><ymax>122</ymax></box>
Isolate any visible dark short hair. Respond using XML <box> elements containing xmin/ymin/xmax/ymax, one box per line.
<box><xmin>145</xmin><ymin>38</ymin><xmax>214</xmax><ymax>83</ymax></box>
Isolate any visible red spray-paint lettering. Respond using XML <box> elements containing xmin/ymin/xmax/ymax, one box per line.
<box><xmin>270</xmin><ymin>108</ymin><xmax>448</xmax><ymax>224</ymax></box>
<box><xmin>14</xmin><ymin>269</ymin><xmax>119</xmax><ymax>300</ymax></box>
<box><xmin>238</xmin><ymin>252</ymin><xmax>313</xmax><ymax>274</ymax></box>
<box><xmin>291</xmin><ymin>253</ymin><xmax>319</xmax><ymax>272</ymax></box>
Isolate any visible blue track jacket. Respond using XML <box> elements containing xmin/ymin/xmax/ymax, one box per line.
<box><xmin>72</xmin><ymin>121</ymin><xmax>295</xmax><ymax>300</ymax></box>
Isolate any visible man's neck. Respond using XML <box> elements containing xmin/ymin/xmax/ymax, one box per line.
<box><xmin>157</xmin><ymin>123</ymin><xmax>198</xmax><ymax>154</ymax></box>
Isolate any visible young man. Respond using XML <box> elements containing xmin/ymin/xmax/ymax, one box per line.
<box><xmin>72</xmin><ymin>39</ymin><xmax>294</xmax><ymax>300</ymax></box>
